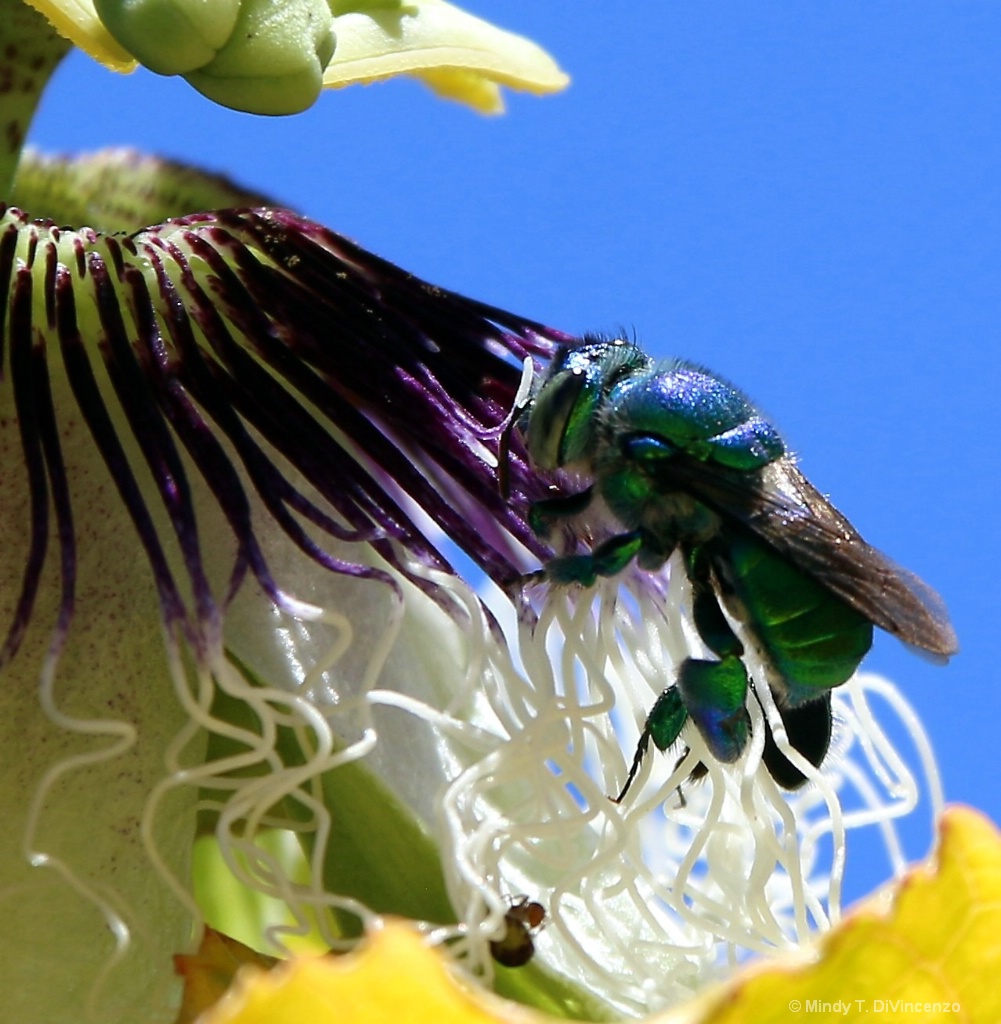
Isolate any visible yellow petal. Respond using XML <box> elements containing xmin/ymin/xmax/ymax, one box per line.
<box><xmin>22</xmin><ymin>0</ymin><xmax>136</xmax><ymax>70</ymax></box>
<box><xmin>187</xmin><ymin>808</ymin><xmax>1001</xmax><ymax>1023</ymax></box>
<box><xmin>324</xmin><ymin>0</ymin><xmax>569</xmax><ymax>114</ymax></box>
<box><xmin>412</xmin><ymin>67</ymin><xmax>504</xmax><ymax>116</ymax></box>
<box><xmin>652</xmin><ymin>805</ymin><xmax>1001</xmax><ymax>1024</ymax></box>
<box><xmin>194</xmin><ymin>922</ymin><xmax>548</xmax><ymax>1024</ymax></box>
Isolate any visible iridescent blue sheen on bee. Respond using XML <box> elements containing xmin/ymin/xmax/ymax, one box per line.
<box><xmin>517</xmin><ymin>337</ymin><xmax>957</xmax><ymax>797</ymax></box>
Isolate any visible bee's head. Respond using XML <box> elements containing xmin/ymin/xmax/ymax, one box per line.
<box><xmin>521</xmin><ymin>336</ymin><xmax>648</xmax><ymax>471</ymax></box>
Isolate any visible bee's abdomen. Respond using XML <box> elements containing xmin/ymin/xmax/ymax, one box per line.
<box><xmin>715</xmin><ymin>530</ymin><xmax>873</xmax><ymax>707</ymax></box>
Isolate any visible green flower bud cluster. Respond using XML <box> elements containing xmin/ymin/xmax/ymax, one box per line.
<box><xmin>94</xmin><ymin>0</ymin><xmax>338</xmax><ymax>113</ymax></box>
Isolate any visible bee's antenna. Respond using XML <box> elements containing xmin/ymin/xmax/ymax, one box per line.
<box><xmin>498</xmin><ymin>357</ymin><xmax>536</xmax><ymax>499</ymax></box>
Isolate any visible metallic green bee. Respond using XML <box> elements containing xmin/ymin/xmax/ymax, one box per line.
<box><xmin>516</xmin><ymin>337</ymin><xmax>957</xmax><ymax>798</ymax></box>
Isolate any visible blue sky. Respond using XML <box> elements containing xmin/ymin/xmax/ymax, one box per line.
<box><xmin>27</xmin><ymin>4</ymin><xmax>1001</xmax><ymax>902</ymax></box>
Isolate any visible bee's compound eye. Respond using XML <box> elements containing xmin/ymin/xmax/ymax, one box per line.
<box><xmin>524</xmin><ymin>368</ymin><xmax>587</xmax><ymax>469</ymax></box>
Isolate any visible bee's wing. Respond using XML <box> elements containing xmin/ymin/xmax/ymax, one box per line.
<box><xmin>667</xmin><ymin>457</ymin><xmax>958</xmax><ymax>657</ymax></box>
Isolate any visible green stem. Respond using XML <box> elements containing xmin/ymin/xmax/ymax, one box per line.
<box><xmin>0</xmin><ymin>1</ymin><xmax>70</xmax><ymax>197</ymax></box>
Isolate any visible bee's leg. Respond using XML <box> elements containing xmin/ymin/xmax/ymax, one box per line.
<box><xmin>615</xmin><ymin>660</ymin><xmax>749</xmax><ymax>802</ymax></box>
<box><xmin>685</xmin><ymin>546</ymin><xmax>833</xmax><ymax>785</ymax></box>
<box><xmin>675</xmin><ymin>656</ymin><xmax>750</xmax><ymax>764</ymax></box>
<box><xmin>759</xmin><ymin>692</ymin><xmax>833</xmax><ymax>790</ymax></box>
<box><xmin>611</xmin><ymin>727</ymin><xmax>652</xmax><ymax>804</ymax></box>
<box><xmin>672</xmin><ymin>756</ymin><xmax>710</xmax><ymax>808</ymax></box>
<box><xmin>612</xmin><ymin>686</ymin><xmax>688</xmax><ymax>803</ymax></box>
<box><xmin>686</xmin><ymin>544</ymin><xmax>744</xmax><ymax>661</ymax></box>
<box><xmin>689</xmin><ymin>546</ymin><xmax>836</xmax><ymax>787</ymax></box>
<box><xmin>671</xmin><ymin>545</ymin><xmax>751</xmax><ymax>763</ymax></box>
<box><xmin>542</xmin><ymin>529</ymin><xmax>645</xmax><ymax>586</ymax></box>
<box><xmin>614</xmin><ymin>545</ymin><xmax>750</xmax><ymax>801</ymax></box>
<box><xmin>527</xmin><ymin>485</ymin><xmax>594</xmax><ymax>537</ymax></box>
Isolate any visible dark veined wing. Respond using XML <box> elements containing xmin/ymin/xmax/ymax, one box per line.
<box><xmin>664</xmin><ymin>456</ymin><xmax>958</xmax><ymax>657</ymax></box>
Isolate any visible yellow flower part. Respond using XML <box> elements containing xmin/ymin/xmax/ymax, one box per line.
<box><xmin>193</xmin><ymin>807</ymin><xmax>1001</xmax><ymax>1024</ymax></box>
<box><xmin>664</xmin><ymin>805</ymin><xmax>1001</xmax><ymax>1024</ymax></box>
<box><xmin>323</xmin><ymin>0</ymin><xmax>570</xmax><ymax>114</ymax></box>
<box><xmin>23</xmin><ymin>0</ymin><xmax>568</xmax><ymax>115</ymax></box>
<box><xmin>23</xmin><ymin>0</ymin><xmax>134</xmax><ymax>69</ymax></box>
<box><xmin>196</xmin><ymin>923</ymin><xmax>548</xmax><ymax>1024</ymax></box>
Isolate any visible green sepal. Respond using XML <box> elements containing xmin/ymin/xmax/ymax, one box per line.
<box><xmin>95</xmin><ymin>0</ymin><xmax>336</xmax><ymax>115</ymax></box>
<box><xmin>330</xmin><ymin>0</ymin><xmax>405</xmax><ymax>12</ymax></box>
<box><xmin>94</xmin><ymin>0</ymin><xmax>242</xmax><ymax>74</ymax></box>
